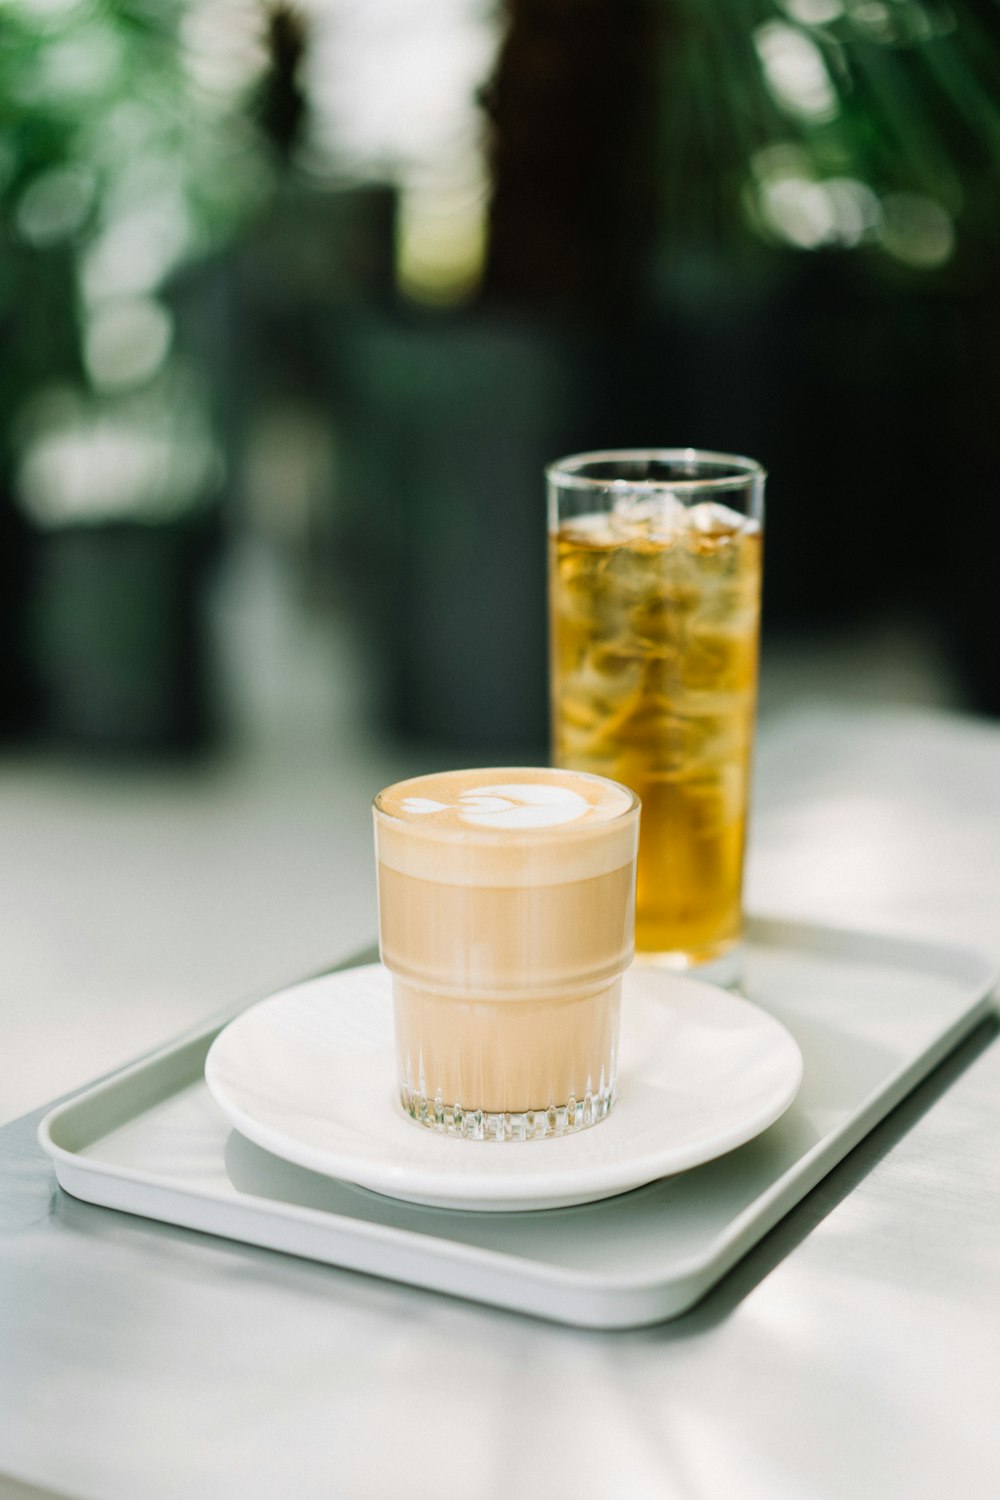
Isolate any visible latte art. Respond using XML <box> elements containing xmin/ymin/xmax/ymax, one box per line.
<box><xmin>401</xmin><ymin>781</ymin><xmax>591</xmax><ymax>829</ymax></box>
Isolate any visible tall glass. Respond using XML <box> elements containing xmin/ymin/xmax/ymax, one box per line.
<box><xmin>547</xmin><ymin>449</ymin><xmax>765</xmax><ymax>985</ymax></box>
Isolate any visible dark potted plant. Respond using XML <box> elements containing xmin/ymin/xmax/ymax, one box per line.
<box><xmin>0</xmin><ymin>0</ymin><xmax>266</xmax><ymax>752</ymax></box>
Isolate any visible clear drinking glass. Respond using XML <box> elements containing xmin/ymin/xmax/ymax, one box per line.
<box><xmin>373</xmin><ymin>766</ymin><xmax>640</xmax><ymax>1140</ymax></box>
<box><xmin>547</xmin><ymin>449</ymin><xmax>765</xmax><ymax>985</ymax></box>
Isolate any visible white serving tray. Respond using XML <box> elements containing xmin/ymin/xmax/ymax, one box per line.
<box><xmin>38</xmin><ymin>918</ymin><xmax>997</xmax><ymax>1330</ymax></box>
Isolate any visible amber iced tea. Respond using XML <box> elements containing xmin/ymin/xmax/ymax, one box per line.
<box><xmin>548</xmin><ymin>452</ymin><xmax>764</xmax><ymax>976</ymax></box>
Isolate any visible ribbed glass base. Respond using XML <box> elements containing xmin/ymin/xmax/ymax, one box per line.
<box><xmin>400</xmin><ymin>1081</ymin><xmax>615</xmax><ymax>1141</ymax></box>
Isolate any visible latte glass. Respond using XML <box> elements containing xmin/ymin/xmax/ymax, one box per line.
<box><xmin>373</xmin><ymin>766</ymin><xmax>640</xmax><ymax>1141</ymax></box>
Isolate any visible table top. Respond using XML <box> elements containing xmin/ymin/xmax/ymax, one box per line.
<box><xmin>2</xmin><ymin>703</ymin><xmax>999</xmax><ymax>1500</ymax></box>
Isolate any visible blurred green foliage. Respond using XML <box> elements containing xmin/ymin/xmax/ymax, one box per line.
<box><xmin>482</xmin><ymin>0</ymin><xmax>1000</xmax><ymax>316</ymax></box>
<box><xmin>656</xmin><ymin>0</ymin><xmax>1000</xmax><ymax>244</ymax></box>
<box><xmin>0</xmin><ymin>0</ymin><xmax>269</xmax><ymax>469</ymax></box>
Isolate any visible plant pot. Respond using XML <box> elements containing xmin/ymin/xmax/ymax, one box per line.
<box><xmin>31</xmin><ymin>517</ymin><xmax>216</xmax><ymax>754</ymax></box>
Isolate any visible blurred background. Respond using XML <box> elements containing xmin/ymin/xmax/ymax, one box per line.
<box><xmin>2</xmin><ymin>0</ymin><xmax>1000</xmax><ymax>1117</ymax></box>
<box><xmin>4</xmin><ymin>0</ymin><xmax>1000</xmax><ymax>758</ymax></box>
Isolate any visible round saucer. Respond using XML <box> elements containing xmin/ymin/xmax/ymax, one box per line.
<box><xmin>204</xmin><ymin>963</ymin><xmax>802</xmax><ymax>1212</ymax></box>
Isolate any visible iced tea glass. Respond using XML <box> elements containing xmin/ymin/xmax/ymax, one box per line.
<box><xmin>547</xmin><ymin>449</ymin><xmax>765</xmax><ymax>985</ymax></box>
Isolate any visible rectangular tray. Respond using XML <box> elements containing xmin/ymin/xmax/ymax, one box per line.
<box><xmin>38</xmin><ymin>917</ymin><xmax>997</xmax><ymax>1330</ymax></box>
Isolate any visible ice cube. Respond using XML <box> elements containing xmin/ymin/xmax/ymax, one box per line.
<box><xmin>686</xmin><ymin>501</ymin><xmax>757</xmax><ymax>536</ymax></box>
<box><xmin>610</xmin><ymin>486</ymin><xmax>687</xmax><ymax>540</ymax></box>
<box><xmin>683</xmin><ymin>500</ymin><xmax>759</xmax><ymax>560</ymax></box>
<box><xmin>559</xmin><ymin>511</ymin><xmax>614</xmax><ymax>546</ymax></box>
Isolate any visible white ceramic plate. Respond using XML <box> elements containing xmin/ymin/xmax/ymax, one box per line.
<box><xmin>204</xmin><ymin>963</ymin><xmax>803</xmax><ymax>1212</ymax></box>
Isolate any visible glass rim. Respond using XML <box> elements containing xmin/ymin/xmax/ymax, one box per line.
<box><xmin>546</xmin><ymin>447</ymin><xmax>767</xmax><ymax>495</ymax></box>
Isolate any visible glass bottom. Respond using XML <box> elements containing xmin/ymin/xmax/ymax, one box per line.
<box><xmin>391</xmin><ymin>974</ymin><xmax>621</xmax><ymax>1140</ymax></box>
<box><xmin>400</xmin><ymin>1080</ymin><xmax>615</xmax><ymax>1141</ymax></box>
<box><xmin>633</xmin><ymin>941</ymin><xmax>745</xmax><ymax>991</ymax></box>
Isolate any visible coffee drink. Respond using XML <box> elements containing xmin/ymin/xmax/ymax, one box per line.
<box><xmin>373</xmin><ymin>767</ymin><xmax>639</xmax><ymax>1139</ymax></box>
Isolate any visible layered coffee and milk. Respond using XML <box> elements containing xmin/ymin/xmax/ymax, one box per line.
<box><xmin>373</xmin><ymin>767</ymin><xmax>639</xmax><ymax>1139</ymax></box>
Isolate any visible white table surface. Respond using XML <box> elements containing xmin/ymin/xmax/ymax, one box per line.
<box><xmin>2</xmin><ymin>699</ymin><xmax>999</xmax><ymax>1500</ymax></box>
